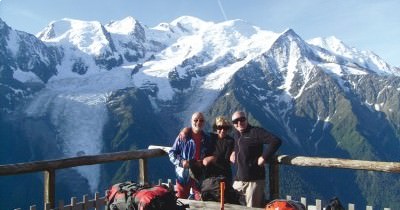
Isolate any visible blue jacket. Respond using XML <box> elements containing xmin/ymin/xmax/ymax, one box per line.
<box><xmin>168</xmin><ymin>130</ymin><xmax>214</xmax><ymax>185</ymax></box>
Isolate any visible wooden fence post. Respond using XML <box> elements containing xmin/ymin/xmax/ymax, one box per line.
<box><xmin>44</xmin><ymin>169</ymin><xmax>55</xmax><ymax>209</ymax></box>
<box><xmin>348</xmin><ymin>203</ymin><xmax>355</xmax><ymax>210</ymax></box>
<box><xmin>301</xmin><ymin>197</ymin><xmax>307</xmax><ymax>208</ymax></box>
<box><xmin>315</xmin><ymin>199</ymin><xmax>322</xmax><ymax>210</ymax></box>
<box><xmin>139</xmin><ymin>158</ymin><xmax>148</xmax><ymax>185</ymax></box>
<box><xmin>269</xmin><ymin>158</ymin><xmax>280</xmax><ymax>200</ymax></box>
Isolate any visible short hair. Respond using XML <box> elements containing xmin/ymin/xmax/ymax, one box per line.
<box><xmin>212</xmin><ymin>116</ymin><xmax>232</xmax><ymax>131</ymax></box>
<box><xmin>232</xmin><ymin>111</ymin><xmax>246</xmax><ymax>120</ymax></box>
<box><xmin>191</xmin><ymin>112</ymin><xmax>204</xmax><ymax>120</ymax></box>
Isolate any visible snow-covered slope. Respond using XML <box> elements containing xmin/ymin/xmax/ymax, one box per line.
<box><xmin>308</xmin><ymin>36</ymin><xmax>398</xmax><ymax>75</ymax></box>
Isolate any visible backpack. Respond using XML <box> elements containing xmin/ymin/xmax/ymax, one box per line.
<box><xmin>325</xmin><ymin>197</ymin><xmax>345</xmax><ymax>210</ymax></box>
<box><xmin>200</xmin><ymin>176</ymin><xmax>238</xmax><ymax>204</ymax></box>
<box><xmin>106</xmin><ymin>181</ymin><xmax>146</xmax><ymax>210</ymax></box>
<box><xmin>265</xmin><ymin>199</ymin><xmax>306</xmax><ymax>210</ymax></box>
<box><xmin>106</xmin><ymin>181</ymin><xmax>187</xmax><ymax>210</ymax></box>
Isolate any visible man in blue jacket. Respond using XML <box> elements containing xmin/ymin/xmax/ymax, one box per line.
<box><xmin>230</xmin><ymin>111</ymin><xmax>282</xmax><ymax>208</ymax></box>
<box><xmin>168</xmin><ymin>112</ymin><xmax>214</xmax><ymax>200</ymax></box>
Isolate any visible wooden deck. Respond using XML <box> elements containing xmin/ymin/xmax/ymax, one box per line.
<box><xmin>179</xmin><ymin>199</ymin><xmax>263</xmax><ymax>210</ymax></box>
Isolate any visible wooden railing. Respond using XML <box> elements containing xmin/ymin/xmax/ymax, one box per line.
<box><xmin>268</xmin><ymin>155</ymin><xmax>400</xmax><ymax>200</ymax></box>
<box><xmin>1</xmin><ymin>146</ymin><xmax>400</xmax><ymax>209</ymax></box>
<box><xmin>0</xmin><ymin>149</ymin><xmax>165</xmax><ymax>209</ymax></box>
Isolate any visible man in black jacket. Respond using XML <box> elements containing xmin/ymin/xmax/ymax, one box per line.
<box><xmin>229</xmin><ymin>111</ymin><xmax>282</xmax><ymax>208</ymax></box>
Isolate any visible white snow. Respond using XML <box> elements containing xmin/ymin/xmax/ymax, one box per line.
<box><xmin>13</xmin><ymin>69</ymin><xmax>43</xmax><ymax>83</ymax></box>
<box><xmin>105</xmin><ymin>16</ymin><xmax>138</xmax><ymax>35</ymax></box>
<box><xmin>6</xmin><ymin>29</ymin><xmax>20</xmax><ymax>56</ymax></box>
<box><xmin>39</xmin><ymin>18</ymin><xmax>113</xmax><ymax>56</ymax></box>
<box><xmin>308</xmin><ymin>36</ymin><xmax>399</xmax><ymax>76</ymax></box>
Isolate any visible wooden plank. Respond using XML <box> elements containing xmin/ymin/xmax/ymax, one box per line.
<box><xmin>58</xmin><ymin>200</ymin><xmax>65</xmax><ymax>210</ymax></box>
<box><xmin>44</xmin><ymin>203</ymin><xmax>51</xmax><ymax>210</ymax></box>
<box><xmin>70</xmin><ymin>197</ymin><xmax>77</xmax><ymax>210</ymax></box>
<box><xmin>315</xmin><ymin>199</ymin><xmax>321</xmax><ymax>210</ymax></box>
<box><xmin>179</xmin><ymin>199</ymin><xmax>264</xmax><ymax>209</ymax></box>
<box><xmin>277</xmin><ymin>155</ymin><xmax>400</xmax><ymax>173</ymax></box>
<box><xmin>148</xmin><ymin>145</ymin><xmax>171</xmax><ymax>153</ymax></box>
<box><xmin>139</xmin><ymin>158</ymin><xmax>148</xmax><ymax>185</ymax></box>
<box><xmin>348</xmin><ymin>203</ymin><xmax>355</xmax><ymax>210</ymax></box>
<box><xmin>44</xmin><ymin>170</ymin><xmax>55</xmax><ymax>209</ymax></box>
<box><xmin>301</xmin><ymin>197</ymin><xmax>306</xmax><ymax>207</ymax></box>
<box><xmin>95</xmin><ymin>192</ymin><xmax>104</xmax><ymax>210</ymax></box>
<box><xmin>83</xmin><ymin>194</ymin><xmax>90</xmax><ymax>210</ymax></box>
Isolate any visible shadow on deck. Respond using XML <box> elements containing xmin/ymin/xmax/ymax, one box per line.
<box><xmin>180</xmin><ymin>199</ymin><xmax>263</xmax><ymax>210</ymax></box>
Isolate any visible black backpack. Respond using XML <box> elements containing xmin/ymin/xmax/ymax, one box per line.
<box><xmin>325</xmin><ymin>197</ymin><xmax>345</xmax><ymax>210</ymax></box>
<box><xmin>200</xmin><ymin>176</ymin><xmax>238</xmax><ymax>204</ymax></box>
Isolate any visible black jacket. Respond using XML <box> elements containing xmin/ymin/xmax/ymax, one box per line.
<box><xmin>204</xmin><ymin>133</ymin><xmax>234</xmax><ymax>183</ymax></box>
<box><xmin>233</xmin><ymin>125</ymin><xmax>282</xmax><ymax>181</ymax></box>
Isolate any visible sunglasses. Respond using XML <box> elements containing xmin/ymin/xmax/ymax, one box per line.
<box><xmin>216</xmin><ymin>125</ymin><xmax>230</xmax><ymax>130</ymax></box>
<box><xmin>193</xmin><ymin>119</ymin><xmax>204</xmax><ymax>123</ymax></box>
<box><xmin>232</xmin><ymin>117</ymin><xmax>246</xmax><ymax>124</ymax></box>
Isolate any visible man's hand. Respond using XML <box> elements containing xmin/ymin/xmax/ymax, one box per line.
<box><xmin>230</xmin><ymin>151</ymin><xmax>235</xmax><ymax>163</ymax></box>
<box><xmin>178</xmin><ymin>127</ymin><xmax>191</xmax><ymax>141</ymax></box>
<box><xmin>182</xmin><ymin>160</ymin><xmax>190</xmax><ymax>168</ymax></box>
<box><xmin>257</xmin><ymin>156</ymin><xmax>265</xmax><ymax>166</ymax></box>
<box><xmin>202</xmin><ymin>156</ymin><xmax>216</xmax><ymax>166</ymax></box>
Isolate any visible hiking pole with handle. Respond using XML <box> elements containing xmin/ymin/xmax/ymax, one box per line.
<box><xmin>220</xmin><ymin>181</ymin><xmax>225</xmax><ymax>210</ymax></box>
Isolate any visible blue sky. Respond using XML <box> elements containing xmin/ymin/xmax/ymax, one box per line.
<box><xmin>1</xmin><ymin>0</ymin><xmax>399</xmax><ymax>66</ymax></box>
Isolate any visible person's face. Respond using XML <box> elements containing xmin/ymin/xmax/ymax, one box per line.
<box><xmin>191</xmin><ymin>113</ymin><xmax>205</xmax><ymax>133</ymax></box>
<box><xmin>216</xmin><ymin>124</ymin><xmax>230</xmax><ymax>139</ymax></box>
<box><xmin>232</xmin><ymin>113</ymin><xmax>247</xmax><ymax>133</ymax></box>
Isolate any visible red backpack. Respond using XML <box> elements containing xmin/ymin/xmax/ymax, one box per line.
<box><xmin>106</xmin><ymin>181</ymin><xmax>147</xmax><ymax>210</ymax></box>
<box><xmin>265</xmin><ymin>199</ymin><xmax>306</xmax><ymax>210</ymax></box>
<box><xmin>106</xmin><ymin>181</ymin><xmax>187</xmax><ymax>210</ymax></box>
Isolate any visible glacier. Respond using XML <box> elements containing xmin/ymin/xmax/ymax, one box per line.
<box><xmin>24</xmin><ymin>68</ymin><xmax>134</xmax><ymax>192</ymax></box>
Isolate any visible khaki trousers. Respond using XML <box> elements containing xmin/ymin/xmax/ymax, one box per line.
<box><xmin>233</xmin><ymin>179</ymin><xmax>266</xmax><ymax>208</ymax></box>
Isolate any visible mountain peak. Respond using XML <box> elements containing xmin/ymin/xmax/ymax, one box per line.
<box><xmin>281</xmin><ymin>28</ymin><xmax>296</xmax><ymax>35</ymax></box>
<box><xmin>216</xmin><ymin>19</ymin><xmax>259</xmax><ymax>38</ymax></box>
<box><xmin>37</xmin><ymin>18</ymin><xmax>115</xmax><ymax>56</ymax></box>
<box><xmin>308</xmin><ymin>36</ymin><xmax>351</xmax><ymax>56</ymax></box>
<box><xmin>0</xmin><ymin>18</ymin><xmax>9</xmax><ymax>30</ymax></box>
<box><xmin>308</xmin><ymin>36</ymin><xmax>399</xmax><ymax>76</ymax></box>
<box><xmin>169</xmin><ymin>16</ymin><xmax>212</xmax><ymax>33</ymax></box>
<box><xmin>105</xmin><ymin>16</ymin><xmax>141</xmax><ymax>35</ymax></box>
<box><xmin>37</xmin><ymin>18</ymin><xmax>105</xmax><ymax>41</ymax></box>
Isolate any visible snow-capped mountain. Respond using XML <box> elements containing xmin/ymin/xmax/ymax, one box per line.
<box><xmin>1</xmin><ymin>16</ymin><xmax>400</xmax><ymax>209</ymax></box>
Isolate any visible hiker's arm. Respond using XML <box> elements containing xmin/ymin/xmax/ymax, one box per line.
<box><xmin>177</xmin><ymin>127</ymin><xmax>191</xmax><ymax>141</ymax></box>
<box><xmin>202</xmin><ymin>155</ymin><xmax>216</xmax><ymax>166</ymax></box>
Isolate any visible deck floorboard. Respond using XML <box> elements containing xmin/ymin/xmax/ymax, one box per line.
<box><xmin>179</xmin><ymin>199</ymin><xmax>264</xmax><ymax>209</ymax></box>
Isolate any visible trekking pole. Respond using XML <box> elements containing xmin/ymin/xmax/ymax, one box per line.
<box><xmin>220</xmin><ymin>181</ymin><xmax>225</xmax><ymax>210</ymax></box>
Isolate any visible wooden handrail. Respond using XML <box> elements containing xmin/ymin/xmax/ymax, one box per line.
<box><xmin>0</xmin><ymin>149</ymin><xmax>165</xmax><ymax>175</ymax></box>
<box><xmin>268</xmin><ymin>154</ymin><xmax>400</xmax><ymax>200</ymax></box>
<box><xmin>276</xmin><ymin>155</ymin><xmax>400</xmax><ymax>173</ymax></box>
